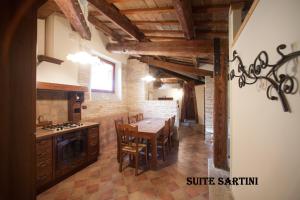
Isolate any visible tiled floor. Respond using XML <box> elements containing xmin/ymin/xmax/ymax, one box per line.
<box><xmin>38</xmin><ymin>126</ymin><xmax>213</xmax><ymax>200</ymax></box>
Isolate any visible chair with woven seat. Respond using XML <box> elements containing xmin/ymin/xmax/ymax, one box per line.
<box><xmin>169</xmin><ymin>115</ymin><xmax>176</xmax><ymax>149</ymax></box>
<box><xmin>118</xmin><ymin>124</ymin><xmax>148</xmax><ymax>176</ymax></box>
<box><xmin>128</xmin><ymin>115</ymin><xmax>137</xmax><ymax>124</ymax></box>
<box><xmin>114</xmin><ymin>118</ymin><xmax>124</xmax><ymax>162</ymax></box>
<box><xmin>157</xmin><ymin>118</ymin><xmax>171</xmax><ymax>161</ymax></box>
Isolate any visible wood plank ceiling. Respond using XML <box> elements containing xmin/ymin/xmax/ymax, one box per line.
<box><xmin>38</xmin><ymin>0</ymin><xmax>252</xmax><ymax>83</ymax></box>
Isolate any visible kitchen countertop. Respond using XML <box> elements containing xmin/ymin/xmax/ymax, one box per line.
<box><xmin>35</xmin><ymin>122</ymin><xmax>100</xmax><ymax>139</ymax></box>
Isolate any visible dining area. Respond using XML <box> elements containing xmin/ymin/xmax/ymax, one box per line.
<box><xmin>37</xmin><ymin>113</ymin><xmax>212</xmax><ymax>200</ymax></box>
<box><xmin>115</xmin><ymin>114</ymin><xmax>176</xmax><ymax>176</ymax></box>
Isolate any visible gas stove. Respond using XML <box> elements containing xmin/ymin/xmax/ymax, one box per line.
<box><xmin>43</xmin><ymin>122</ymin><xmax>84</xmax><ymax>132</ymax></box>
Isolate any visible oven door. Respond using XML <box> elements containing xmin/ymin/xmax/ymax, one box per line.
<box><xmin>56</xmin><ymin>131</ymin><xmax>87</xmax><ymax>174</ymax></box>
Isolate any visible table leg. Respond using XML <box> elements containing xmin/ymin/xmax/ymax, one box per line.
<box><xmin>150</xmin><ymin>137</ymin><xmax>157</xmax><ymax>169</ymax></box>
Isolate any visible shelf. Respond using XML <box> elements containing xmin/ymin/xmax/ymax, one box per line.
<box><xmin>37</xmin><ymin>82</ymin><xmax>88</xmax><ymax>92</ymax></box>
<box><xmin>37</xmin><ymin>55</ymin><xmax>64</xmax><ymax>65</ymax></box>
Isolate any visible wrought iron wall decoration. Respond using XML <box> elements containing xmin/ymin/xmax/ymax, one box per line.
<box><xmin>229</xmin><ymin>44</ymin><xmax>300</xmax><ymax>112</ymax></box>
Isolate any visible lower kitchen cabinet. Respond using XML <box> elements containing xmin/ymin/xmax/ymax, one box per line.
<box><xmin>36</xmin><ymin>137</ymin><xmax>53</xmax><ymax>192</ymax></box>
<box><xmin>36</xmin><ymin>124</ymin><xmax>100</xmax><ymax>193</ymax></box>
<box><xmin>88</xmin><ymin>126</ymin><xmax>99</xmax><ymax>161</ymax></box>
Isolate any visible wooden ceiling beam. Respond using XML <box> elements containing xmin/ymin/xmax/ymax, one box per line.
<box><xmin>134</xmin><ymin>20</ymin><xmax>179</xmax><ymax>26</ymax></box>
<box><xmin>102</xmin><ymin>20</ymin><xmax>180</xmax><ymax>26</ymax></box>
<box><xmin>196</xmin><ymin>30</ymin><xmax>228</xmax><ymax>39</ymax></box>
<box><xmin>147</xmin><ymin>36</ymin><xmax>186</xmax><ymax>41</ymax></box>
<box><xmin>120</xmin><ymin>7</ymin><xmax>175</xmax><ymax>15</ymax></box>
<box><xmin>142</xmin><ymin>29</ymin><xmax>184</xmax><ymax>37</ymax></box>
<box><xmin>54</xmin><ymin>0</ymin><xmax>91</xmax><ymax>40</ymax></box>
<box><xmin>193</xmin><ymin>2</ymin><xmax>246</xmax><ymax>13</ymax></box>
<box><xmin>193</xmin><ymin>4</ymin><xmax>229</xmax><ymax>13</ymax></box>
<box><xmin>140</xmin><ymin>56</ymin><xmax>213</xmax><ymax>77</ymax></box>
<box><xmin>194</xmin><ymin>20</ymin><xmax>228</xmax><ymax>27</ymax></box>
<box><xmin>88</xmin><ymin>13</ymin><xmax>124</xmax><ymax>42</ymax></box>
<box><xmin>88</xmin><ymin>0</ymin><xmax>146</xmax><ymax>41</ymax></box>
<box><xmin>173</xmin><ymin>0</ymin><xmax>194</xmax><ymax>40</ymax></box>
<box><xmin>140</xmin><ymin>29</ymin><xmax>227</xmax><ymax>38</ymax></box>
<box><xmin>106</xmin><ymin>40</ymin><xmax>213</xmax><ymax>57</ymax></box>
<box><xmin>151</xmin><ymin>66</ymin><xmax>204</xmax><ymax>84</ymax></box>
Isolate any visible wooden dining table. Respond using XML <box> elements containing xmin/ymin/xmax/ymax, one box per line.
<box><xmin>132</xmin><ymin>118</ymin><xmax>166</xmax><ymax>169</ymax></box>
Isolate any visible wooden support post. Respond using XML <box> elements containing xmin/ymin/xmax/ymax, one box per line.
<box><xmin>213</xmin><ymin>38</ymin><xmax>228</xmax><ymax>170</ymax></box>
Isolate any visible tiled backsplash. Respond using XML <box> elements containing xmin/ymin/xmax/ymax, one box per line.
<box><xmin>36</xmin><ymin>90</ymin><xmax>68</xmax><ymax>124</ymax></box>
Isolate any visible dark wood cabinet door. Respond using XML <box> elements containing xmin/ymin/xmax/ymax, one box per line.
<box><xmin>87</xmin><ymin>126</ymin><xmax>99</xmax><ymax>161</ymax></box>
<box><xmin>36</xmin><ymin>137</ymin><xmax>53</xmax><ymax>190</ymax></box>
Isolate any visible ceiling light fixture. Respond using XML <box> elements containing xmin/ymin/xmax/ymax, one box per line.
<box><xmin>141</xmin><ymin>75</ymin><xmax>155</xmax><ymax>83</ymax></box>
<box><xmin>67</xmin><ymin>51</ymin><xmax>99</xmax><ymax>65</ymax></box>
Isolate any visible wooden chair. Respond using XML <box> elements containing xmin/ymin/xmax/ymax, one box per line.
<box><xmin>114</xmin><ymin>118</ymin><xmax>124</xmax><ymax>162</ymax></box>
<box><xmin>157</xmin><ymin>118</ymin><xmax>171</xmax><ymax>161</ymax></box>
<box><xmin>118</xmin><ymin>124</ymin><xmax>148</xmax><ymax>176</ymax></box>
<box><xmin>128</xmin><ymin>115</ymin><xmax>137</xmax><ymax>124</ymax></box>
<box><xmin>169</xmin><ymin>115</ymin><xmax>176</xmax><ymax>149</ymax></box>
<box><xmin>137</xmin><ymin>113</ymin><xmax>144</xmax><ymax>121</ymax></box>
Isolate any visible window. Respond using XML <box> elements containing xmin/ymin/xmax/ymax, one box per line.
<box><xmin>91</xmin><ymin>58</ymin><xmax>115</xmax><ymax>93</ymax></box>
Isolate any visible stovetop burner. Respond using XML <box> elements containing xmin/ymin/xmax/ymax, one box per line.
<box><xmin>43</xmin><ymin>122</ymin><xmax>83</xmax><ymax>132</ymax></box>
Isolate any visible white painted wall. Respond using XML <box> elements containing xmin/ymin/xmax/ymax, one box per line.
<box><xmin>229</xmin><ymin>1</ymin><xmax>300</xmax><ymax>200</ymax></box>
<box><xmin>36</xmin><ymin>13</ymin><xmax>128</xmax><ymax>86</ymax></box>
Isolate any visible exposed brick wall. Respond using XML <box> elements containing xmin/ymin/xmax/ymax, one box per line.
<box><xmin>36</xmin><ymin>91</ymin><xmax>68</xmax><ymax>124</ymax></box>
<box><xmin>79</xmin><ymin>63</ymin><xmax>129</xmax><ymax>152</ymax></box>
<box><xmin>126</xmin><ymin>59</ymin><xmax>149</xmax><ymax>104</ymax></box>
<box><xmin>36</xmin><ymin>59</ymin><xmax>180</xmax><ymax>152</ymax></box>
<box><xmin>205</xmin><ymin>77</ymin><xmax>214</xmax><ymax>134</ymax></box>
<box><xmin>126</xmin><ymin>59</ymin><xmax>180</xmax><ymax>138</ymax></box>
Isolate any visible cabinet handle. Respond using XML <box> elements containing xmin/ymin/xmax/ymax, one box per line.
<box><xmin>37</xmin><ymin>175</ymin><xmax>47</xmax><ymax>181</ymax></box>
<box><xmin>38</xmin><ymin>161</ymin><xmax>48</xmax><ymax>168</ymax></box>
<box><xmin>37</xmin><ymin>152</ymin><xmax>46</xmax><ymax>157</ymax></box>
<box><xmin>89</xmin><ymin>141</ymin><xmax>98</xmax><ymax>146</ymax></box>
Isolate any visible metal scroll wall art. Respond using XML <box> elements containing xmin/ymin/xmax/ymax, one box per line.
<box><xmin>229</xmin><ymin>44</ymin><xmax>300</xmax><ymax>112</ymax></box>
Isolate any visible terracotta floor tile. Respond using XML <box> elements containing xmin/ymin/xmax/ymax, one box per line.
<box><xmin>86</xmin><ymin>184</ymin><xmax>99</xmax><ymax>194</ymax></box>
<box><xmin>166</xmin><ymin>181</ymin><xmax>180</xmax><ymax>192</ymax></box>
<box><xmin>38</xmin><ymin>126</ymin><xmax>213</xmax><ymax>200</ymax></box>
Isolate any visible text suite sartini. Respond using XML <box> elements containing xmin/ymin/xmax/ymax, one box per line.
<box><xmin>186</xmin><ymin>177</ymin><xmax>258</xmax><ymax>185</ymax></box>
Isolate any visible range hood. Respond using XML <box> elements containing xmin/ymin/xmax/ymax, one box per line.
<box><xmin>37</xmin><ymin>13</ymin><xmax>78</xmax><ymax>64</ymax></box>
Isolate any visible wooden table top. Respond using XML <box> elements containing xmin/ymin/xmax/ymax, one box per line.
<box><xmin>133</xmin><ymin>118</ymin><xmax>166</xmax><ymax>134</ymax></box>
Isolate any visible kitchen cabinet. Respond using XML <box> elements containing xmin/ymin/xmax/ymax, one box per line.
<box><xmin>36</xmin><ymin>124</ymin><xmax>99</xmax><ymax>193</ymax></box>
<box><xmin>36</xmin><ymin>137</ymin><xmax>53</xmax><ymax>192</ymax></box>
<box><xmin>87</xmin><ymin>126</ymin><xmax>99</xmax><ymax>161</ymax></box>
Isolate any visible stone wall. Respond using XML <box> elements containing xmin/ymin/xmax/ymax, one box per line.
<box><xmin>36</xmin><ymin>91</ymin><xmax>68</xmax><ymax>124</ymax></box>
<box><xmin>36</xmin><ymin>58</ymin><xmax>180</xmax><ymax>151</ymax></box>
<box><xmin>205</xmin><ymin>77</ymin><xmax>214</xmax><ymax>134</ymax></box>
<box><xmin>126</xmin><ymin>59</ymin><xmax>180</xmax><ymax>138</ymax></box>
<box><xmin>79</xmin><ymin>63</ymin><xmax>129</xmax><ymax>151</ymax></box>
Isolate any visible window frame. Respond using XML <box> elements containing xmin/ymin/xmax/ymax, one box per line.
<box><xmin>91</xmin><ymin>57</ymin><xmax>116</xmax><ymax>93</ymax></box>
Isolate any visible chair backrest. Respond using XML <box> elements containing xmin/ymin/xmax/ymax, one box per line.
<box><xmin>118</xmin><ymin>124</ymin><xmax>141</xmax><ymax>151</ymax></box>
<box><xmin>162</xmin><ymin>118</ymin><xmax>171</xmax><ymax>138</ymax></box>
<box><xmin>115</xmin><ymin>118</ymin><xmax>124</xmax><ymax>133</ymax></box>
<box><xmin>171</xmin><ymin>115</ymin><xmax>176</xmax><ymax>129</ymax></box>
<box><xmin>128</xmin><ymin>115</ymin><xmax>137</xmax><ymax>124</ymax></box>
<box><xmin>115</xmin><ymin>118</ymin><xmax>124</xmax><ymax>143</ymax></box>
<box><xmin>137</xmin><ymin>113</ymin><xmax>144</xmax><ymax>121</ymax></box>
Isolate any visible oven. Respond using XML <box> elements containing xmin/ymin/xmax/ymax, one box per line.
<box><xmin>56</xmin><ymin>130</ymin><xmax>87</xmax><ymax>176</ymax></box>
